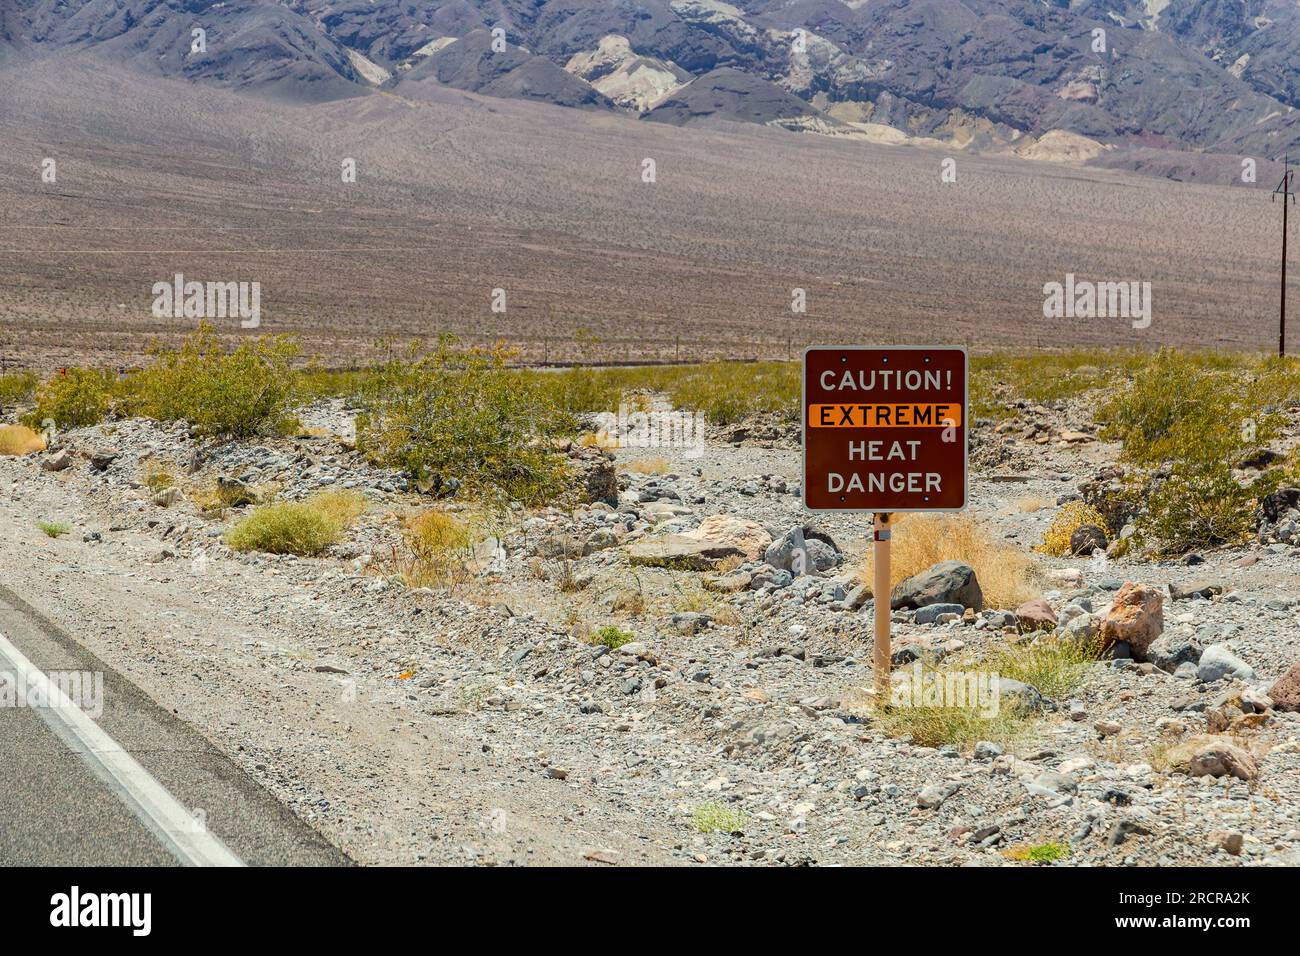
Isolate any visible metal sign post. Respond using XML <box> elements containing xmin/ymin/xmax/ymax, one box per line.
<box><xmin>802</xmin><ymin>347</ymin><xmax>969</xmax><ymax>704</ymax></box>
<box><xmin>873</xmin><ymin>513</ymin><xmax>892</xmax><ymax>699</ymax></box>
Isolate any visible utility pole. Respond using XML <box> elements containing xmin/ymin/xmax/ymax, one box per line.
<box><xmin>1274</xmin><ymin>153</ymin><xmax>1298</xmax><ymax>357</ymax></box>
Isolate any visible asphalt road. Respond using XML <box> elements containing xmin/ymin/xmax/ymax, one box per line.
<box><xmin>0</xmin><ymin>584</ymin><xmax>349</xmax><ymax>866</ymax></box>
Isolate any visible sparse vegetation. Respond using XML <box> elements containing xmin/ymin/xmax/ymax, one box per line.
<box><xmin>226</xmin><ymin>492</ymin><xmax>364</xmax><ymax>556</ymax></box>
<box><xmin>691</xmin><ymin>801</ymin><xmax>747</xmax><ymax>834</ymax></box>
<box><xmin>38</xmin><ymin>520</ymin><xmax>71</xmax><ymax>538</ymax></box>
<box><xmin>622</xmin><ymin>456</ymin><xmax>670</xmax><ymax>475</ymax></box>
<box><xmin>25</xmin><ymin>368</ymin><xmax>119</xmax><ymax>429</ymax></box>
<box><xmin>859</xmin><ymin>513</ymin><xmax>1038</xmax><ymax>610</ymax></box>
<box><xmin>0</xmin><ymin>424</ymin><xmax>47</xmax><ymax>456</ymax></box>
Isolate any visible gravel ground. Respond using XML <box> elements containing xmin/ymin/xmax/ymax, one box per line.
<box><xmin>2</xmin><ymin>399</ymin><xmax>1299</xmax><ymax>866</ymax></box>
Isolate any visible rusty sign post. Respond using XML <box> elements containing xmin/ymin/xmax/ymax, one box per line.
<box><xmin>802</xmin><ymin>347</ymin><xmax>969</xmax><ymax>701</ymax></box>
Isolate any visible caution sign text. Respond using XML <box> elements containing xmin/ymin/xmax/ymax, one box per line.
<box><xmin>802</xmin><ymin>347</ymin><xmax>968</xmax><ymax>512</ymax></box>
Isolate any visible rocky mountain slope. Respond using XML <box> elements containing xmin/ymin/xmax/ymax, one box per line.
<box><xmin>5</xmin><ymin>0</ymin><xmax>1300</xmax><ymax>166</ymax></box>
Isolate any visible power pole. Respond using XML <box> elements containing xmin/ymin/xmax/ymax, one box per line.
<box><xmin>1274</xmin><ymin>153</ymin><xmax>1298</xmax><ymax>357</ymax></box>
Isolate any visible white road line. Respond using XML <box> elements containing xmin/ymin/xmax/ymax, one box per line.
<box><xmin>0</xmin><ymin>631</ymin><xmax>244</xmax><ymax>867</ymax></box>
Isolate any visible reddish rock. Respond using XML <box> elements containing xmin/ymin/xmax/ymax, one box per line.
<box><xmin>1100</xmin><ymin>582</ymin><xmax>1164</xmax><ymax>661</ymax></box>
<box><xmin>1014</xmin><ymin>598</ymin><xmax>1056</xmax><ymax>631</ymax></box>
<box><xmin>1268</xmin><ymin>661</ymin><xmax>1300</xmax><ymax>713</ymax></box>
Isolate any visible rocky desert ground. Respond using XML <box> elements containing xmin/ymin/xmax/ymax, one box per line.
<box><xmin>3</xmin><ymin>374</ymin><xmax>1299</xmax><ymax>868</ymax></box>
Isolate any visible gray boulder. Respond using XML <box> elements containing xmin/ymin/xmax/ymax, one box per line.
<box><xmin>1197</xmin><ymin>644</ymin><xmax>1256</xmax><ymax>683</ymax></box>
<box><xmin>891</xmin><ymin>560</ymin><xmax>983</xmax><ymax>611</ymax></box>
<box><xmin>914</xmin><ymin>602</ymin><xmax>965</xmax><ymax>625</ymax></box>
<box><xmin>1147</xmin><ymin>633</ymin><xmax>1202</xmax><ymax>674</ymax></box>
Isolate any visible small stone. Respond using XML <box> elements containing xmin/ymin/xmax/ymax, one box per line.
<box><xmin>916</xmin><ymin>781</ymin><xmax>960</xmax><ymax>809</ymax></box>
<box><xmin>1197</xmin><ymin>644</ymin><xmax>1256</xmax><ymax>683</ymax></box>
<box><xmin>1094</xmin><ymin>719</ymin><xmax>1121</xmax><ymax>737</ymax></box>
<box><xmin>1208</xmin><ymin>830</ymin><xmax>1244</xmax><ymax>856</ymax></box>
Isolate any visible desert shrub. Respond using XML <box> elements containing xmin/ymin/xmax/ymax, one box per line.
<box><xmin>128</xmin><ymin>324</ymin><xmax>299</xmax><ymax>438</ymax></box>
<box><xmin>691</xmin><ymin>802</ymin><xmax>747</xmax><ymax>834</ymax></box>
<box><xmin>0</xmin><ymin>425</ymin><xmax>46</xmax><ymax>456</ymax></box>
<box><xmin>592</xmin><ymin>625</ymin><xmax>634</xmax><ymax>650</ymax></box>
<box><xmin>394</xmin><ymin>509</ymin><xmax>473</xmax><ymax>588</ymax></box>
<box><xmin>25</xmin><ymin>368</ymin><xmax>119</xmax><ymax>429</ymax></box>
<box><xmin>621</xmin><ymin>456</ymin><xmax>670</xmax><ymax>474</ymax></box>
<box><xmin>0</xmin><ymin>371</ymin><xmax>38</xmax><ymax>406</ymax></box>
<box><xmin>1037</xmin><ymin>501</ymin><xmax>1109</xmax><ymax>556</ymax></box>
<box><xmin>858</xmin><ymin>513</ymin><xmax>1038</xmax><ymax>609</ymax></box>
<box><xmin>1094</xmin><ymin>350</ymin><xmax>1300</xmax><ymax>553</ymax></box>
<box><xmin>1142</xmin><ymin>463</ymin><xmax>1266</xmax><ymax>555</ymax></box>
<box><xmin>355</xmin><ymin>337</ymin><xmax>572</xmax><ymax>508</ymax></box>
<box><xmin>141</xmin><ymin>461</ymin><xmax>177</xmax><ymax>491</ymax></box>
<box><xmin>226</xmin><ymin>492</ymin><xmax>362</xmax><ymax>555</ymax></box>
<box><xmin>38</xmin><ymin>521</ymin><xmax>70</xmax><ymax>538</ymax></box>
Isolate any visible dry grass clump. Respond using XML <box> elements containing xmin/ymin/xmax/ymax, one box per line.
<box><xmin>986</xmin><ymin>635</ymin><xmax>1103</xmax><ymax>699</ymax></box>
<box><xmin>858</xmin><ymin>513</ymin><xmax>1038</xmax><ymax>610</ymax></box>
<box><xmin>0</xmin><ymin>424</ymin><xmax>47</xmax><ymax>456</ymax></box>
<box><xmin>1014</xmin><ymin>496</ymin><xmax>1053</xmax><ymax>513</ymax></box>
<box><xmin>226</xmin><ymin>491</ymin><xmax>366</xmax><ymax>556</ymax></box>
<box><xmin>393</xmin><ymin>509</ymin><xmax>474</xmax><ymax>589</ymax></box>
<box><xmin>1037</xmin><ymin>501</ymin><xmax>1108</xmax><ymax>556</ymax></box>
<box><xmin>621</xmin><ymin>456</ymin><xmax>670</xmax><ymax>475</ymax></box>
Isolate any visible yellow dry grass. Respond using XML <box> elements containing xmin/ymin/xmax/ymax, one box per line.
<box><xmin>858</xmin><ymin>513</ymin><xmax>1038</xmax><ymax>610</ymax></box>
<box><xmin>0</xmin><ymin>424</ymin><xmax>46</xmax><ymax>456</ymax></box>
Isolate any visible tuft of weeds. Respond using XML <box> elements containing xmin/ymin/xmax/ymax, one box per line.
<box><xmin>691</xmin><ymin>801</ymin><xmax>748</xmax><ymax>834</ymax></box>
<box><xmin>1006</xmin><ymin>842</ymin><xmax>1070</xmax><ymax>863</ymax></box>
<box><xmin>592</xmin><ymin>625</ymin><xmax>634</xmax><ymax>650</ymax></box>
<box><xmin>141</xmin><ymin>460</ymin><xmax>177</xmax><ymax>492</ymax></box>
<box><xmin>859</xmin><ymin>513</ymin><xmax>1039</xmax><ymax>610</ymax></box>
<box><xmin>610</xmin><ymin>588</ymin><xmax>647</xmax><ymax>616</ymax></box>
<box><xmin>621</xmin><ymin>456</ymin><xmax>670</xmax><ymax>475</ymax></box>
<box><xmin>226</xmin><ymin>491</ymin><xmax>363</xmax><ymax>556</ymax></box>
<box><xmin>0</xmin><ymin>424</ymin><xmax>47</xmax><ymax>456</ymax></box>
<box><xmin>38</xmin><ymin>521</ymin><xmax>71</xmax><ymax>538</ymax></box>
<box><xmin>1037</xmin><ymin>501</ymin><xmax>1109</xmax><ymax>556</ymax></box>
<box><xmin>986</xmin><ymin>635</ymin><xmax>1102</xmax><ymax>700</ymax></box>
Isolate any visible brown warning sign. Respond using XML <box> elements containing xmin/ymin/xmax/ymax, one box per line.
<box><xmin>802</xmin><ymin>346</ymin><xmax>968</xmax><ymax>512</ymax></box>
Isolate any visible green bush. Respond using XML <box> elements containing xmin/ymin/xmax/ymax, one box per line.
<box><xmin>24</xmin><ymin>368</ymin><xmax>119</xmax><ymax>429</ymax></box>
<box><xmin>593</xmin><ymin>625</ymin><xmax>634</xmax><ymax>650</ymax></box>
<box><xmin>356</xmin><ymin>337</ymin><xmax>572</xmax><ymax>508</ymax></box>
<box><xmin>129</xmin><ymin>324</ymin><xmax>299</xmax><ymax>438</ymax></box>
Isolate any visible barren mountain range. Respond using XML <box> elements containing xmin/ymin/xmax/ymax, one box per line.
<box><xmin>1</xmin><ymin>2</ymin><xmax>1297</xmax><ymax>368</ymax></box>
<box><xmin>5</xmin><ymin>0</ymin><xmax>1300</xmax><ymax>164</ymax></box>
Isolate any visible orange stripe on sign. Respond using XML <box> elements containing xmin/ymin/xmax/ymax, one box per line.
<box><xmin>808</xmin><ymin>403</ymin><xmax>963</xmax><ymax>428</ymax></box>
